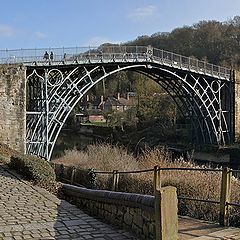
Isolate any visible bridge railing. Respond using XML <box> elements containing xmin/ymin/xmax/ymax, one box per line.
<box><xmin>0</xmin><ymin>45</ymin><xmax>231</xmax><ymax>79</ymax></box>
<box><xmin>0</xmin><ymin>46</ymin><xmax>96</xmax><ymax>64</ymax></box>
<box><xmin>152</xmin><ymin>48</ymin><xmax>231</xmax><ymax>79</ymax></box>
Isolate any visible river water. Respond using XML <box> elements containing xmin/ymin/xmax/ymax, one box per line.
<box><xmin>52</xmin><ymin>130</ymin><xmax>96</xmax><ymax>159</ymax></box>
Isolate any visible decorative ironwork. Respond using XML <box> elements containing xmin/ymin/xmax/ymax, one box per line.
<box><xmin>0</xmin><ymin>45</ymin><xmax>233</xmax><ymax>160</ymax></box>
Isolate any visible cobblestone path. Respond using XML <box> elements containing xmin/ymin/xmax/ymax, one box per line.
<box><xmin>0</xmin><ymin>166</ymin><xmax>137</xmax><ymax>240</ymax></box>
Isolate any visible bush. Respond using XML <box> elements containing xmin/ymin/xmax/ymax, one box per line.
<box><xmin>53</xmin><ymin>163</ymin><xmax>97</xmax><ymax>189</ymax></box>
<box><xmin>9</xmin><ymin>154</ymin><xmax>56</xmax><ymax>186</ymax></box>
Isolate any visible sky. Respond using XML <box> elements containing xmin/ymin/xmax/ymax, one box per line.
<box><xmin>0</xmin><ymin>0</ymin><xmax>240</xmax><ymax>50</ymax></box>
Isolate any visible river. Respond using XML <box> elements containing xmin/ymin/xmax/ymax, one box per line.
<box><xmin>52</xmin><ymin>130</ymin><xmax>96</xmax><ymax>159</ymax></box>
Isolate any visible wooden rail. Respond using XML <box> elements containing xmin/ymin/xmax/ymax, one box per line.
<box><xmin>53</xmin><ymin>163</ymin><xmax>239</xmax><ymax>227</ymax></box>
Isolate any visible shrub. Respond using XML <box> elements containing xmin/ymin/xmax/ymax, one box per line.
<box><xmin>9</xmin><ymin>154</ymin><xmax>56</xmax><ymax>186</ymax></box>
<box><xmin>0</xmin><ymin>155</ymin><xmax>9</xmax><ymax>164</ymax></box>
<box><xmin>53</xmin><ymin>163</ymin><xmax>97</xmax><ymax>189</ymax></box>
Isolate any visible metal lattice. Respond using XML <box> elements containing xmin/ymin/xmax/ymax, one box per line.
<box><xmin>17</xmin><ymin>45</ymin><xmax>233</xmax><ymax>160</ymax></box>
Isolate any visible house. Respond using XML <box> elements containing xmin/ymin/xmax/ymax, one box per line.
<box><xmin>103</xmin><ymin>93</ymin><xmax>136</xmax><ymax>112</ymax></box>
<box><xmin>76</xmin><ymin>92</ymin><xmax>136</xmax><ymax>123</ymax></box>
<box><xmin>88</xmin><ymin>113</ymin><xmax>106</xmax><ymax>123</ymax></box>
<box><xmin>77</xmin><ymin>95</ymin><xmax>105</xmax><ymax>123</ymax></box>
<box><xmin>79</xmin><ymin>94</ymin><xmax>104</xmax><ymax>111</ymax></box>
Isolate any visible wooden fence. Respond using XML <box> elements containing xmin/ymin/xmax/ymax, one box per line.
<box><xmin>52</xmin><ymin>163</ymin><xmax>240</xmax><ymax>227</ymax></box>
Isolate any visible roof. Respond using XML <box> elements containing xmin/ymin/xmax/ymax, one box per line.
<box><xmin>105</xmin><ymin>97</ymin><xmax>132</xmax><ymax>106</ymax></box>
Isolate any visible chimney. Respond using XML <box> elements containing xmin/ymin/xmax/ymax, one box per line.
<box><xmin>126</xmin><ymin>92</ymin><xmax>129</xmax><ymax>100</ymax></box>
<box><xmin>117</xmin><ymin>93</ymin><xmax>120</xmax><ymax>100</ymax></box>
<box><xmin>86</xmin><ymin>95</ymin><xmax>89</xmax><ymax>102</ymax></box>
<box><xmin>101</xmin><ymin>95</ymin><xmax>104</xmax><ymax>103</ymax></box>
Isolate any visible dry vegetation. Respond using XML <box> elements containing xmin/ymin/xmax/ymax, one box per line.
<box><xmin>53</xmin><ymin>143</ymin><xmax>240</xmax><ymax>226</ymax></box>
<box><xmin>53</xmin><ymin>144</ymin><xmax>138</xmax><ymax>171</ymax></box>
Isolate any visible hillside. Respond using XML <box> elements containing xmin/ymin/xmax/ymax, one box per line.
<box><xmin>126</xmin><ymin>16</ymin><xmax>240</xmax><ymax>69</ymax></box>
<box><xmin>91</xmin><ymin>16</ymin><xmax>240</xmax><ymax>101</ymax></box>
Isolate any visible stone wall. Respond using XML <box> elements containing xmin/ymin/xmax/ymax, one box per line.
<box><xmin>62</xmin><ymin>184</ymin><xmax>178</xmax><ymax>240</ymax></box>
<box><xmin>62</xmin><ymin>184</ymin><xmax>156</xmax><ymax>239</ymax></box>
<box><xmin>0</xmin><ymin>64</ymin><xmax>26</xmax><ymax>153</ymax></box>
<box><xmin>235</xmin><ymin>70</ymin><xmax>240</xmax><ymax>141</ymax></box>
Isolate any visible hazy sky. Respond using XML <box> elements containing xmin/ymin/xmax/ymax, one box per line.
<box><xmin>0</xmin><ymin>0</ymin><xmax>240</xmax><ymax>49</ymax></box>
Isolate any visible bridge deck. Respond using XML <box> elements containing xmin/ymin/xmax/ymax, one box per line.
<box><xmin>0</xmin><ymin>165</ymin><xmax>239</xmax><ymax>239</ymax></box>
<box><xmin>0</xmin><ymin>46</ymin><xmax>231</xmax><ymax>80</ymax></box>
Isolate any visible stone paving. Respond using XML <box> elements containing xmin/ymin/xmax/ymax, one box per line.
<box><xmin>0</xmin><ymin>166</ymin><xmax>137</xmax><ymax>240</ymax></box>
<box><xmin>1</xmin><ymin>165</ymin><xmax>240</xmax><ymax>240</ymax></box>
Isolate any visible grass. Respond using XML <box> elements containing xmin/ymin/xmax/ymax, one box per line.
<box><xmin>53</xmin><ymin>143</ymin><xmax>240</xmax><ymax>226</ymax></box>
<box><xmin>0</xmin><ymin>143</ymin><xmax>60</xmax><ymax>194</ymax></box>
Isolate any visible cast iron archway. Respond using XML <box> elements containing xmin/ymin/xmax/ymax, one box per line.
<box><xmin>23</xmin><ymin>45</ymin><xmax>234</xmax><ymax>160</ymax></box>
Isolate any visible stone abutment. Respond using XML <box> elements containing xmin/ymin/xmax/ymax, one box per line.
<box><xmin>0</xmin><ymin>64</ymin><xmax>26</xmax><ymax>153</ymax></box>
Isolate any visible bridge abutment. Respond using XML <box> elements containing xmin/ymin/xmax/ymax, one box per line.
<box><xmin>234</xmin><ymin>70</ymin><xmax>240</xmax><ymax>141</ymax></box>
<box><xmin>0</xmin><ymin>64</ymin><xmax>26</xmax><ymax>153</ymax></box>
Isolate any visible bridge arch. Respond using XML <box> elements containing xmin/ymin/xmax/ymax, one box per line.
<box><xmin>26</xmin><ymin>63</ymin><xmax>232</xmax><ymax>160</ymax></box>
<box><xmin>23</xmin><ymin>45</ymin><xmax>233</xmax><ymax>160</ymax></box>
<box><xmin>137</xmin><ymin>66</ymin><xmax>231</xmax><ymax>145</ymax></box>
<box><xmin>27</xmin><ymin>64</ymin><xmax>150</xmax><ymax>159</ymax></box>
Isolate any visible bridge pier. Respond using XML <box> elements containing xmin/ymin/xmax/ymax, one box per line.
<box><xmin>0</xmin><ymin>64</ymin><xmax>26</xmax><ymax>153</ymax></box>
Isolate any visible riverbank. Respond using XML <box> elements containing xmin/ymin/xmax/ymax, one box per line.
<box><xmin>53</xmin><ymin>124</ymin><xmax>240</xmax><ymax>170</ymax></box>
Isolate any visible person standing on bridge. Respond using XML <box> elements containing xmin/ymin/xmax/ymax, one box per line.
<box><xmin>50</xmin><ymin>51</ymin><xmax>54</xmax><ymax>61</ymax></box>
<box><xmin>43</xmin><ymin>51</ymin><xmax>49</xmax><ymax>61</ymax></box>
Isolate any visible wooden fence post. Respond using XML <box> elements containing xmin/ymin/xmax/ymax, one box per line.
<box><xmin>219</xmin><ymin>167</ymin><xmax>232</xmax><ymax>226</ymax></box>
<box><xmin>112</xmin><ymin>170</ymin><xmax>119</xmax><ymax>191</ymax></box>
<box><xmin>153</xmin><ymin>166</ymin><xmax>161</xmax><ymax>194</ymax></box>
<box><xmin>70</xmin><ymin>167</ymin><xmax>76</xmax><ymax>185</ymax></box>
<box><xmin>115</xmin><ymin>170</ymin><xmax>119</xmax><ymax>191</ymax></box>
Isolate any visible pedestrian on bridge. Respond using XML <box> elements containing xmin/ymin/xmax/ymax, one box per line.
<box><xmin>43</xmin><ymin>51</ymin><xmax>49</xmax><ymax>61</ymax></box>
<box><xmin>50</xmin><ymin>51</ymin><xmax>54</xmax><ymax>61</ymax></box>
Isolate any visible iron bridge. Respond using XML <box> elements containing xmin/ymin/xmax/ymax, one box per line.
<box><xmin>0</xmin><ymin>45</ymin><xmax>235</xmax><ymax>160</ymax></box>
